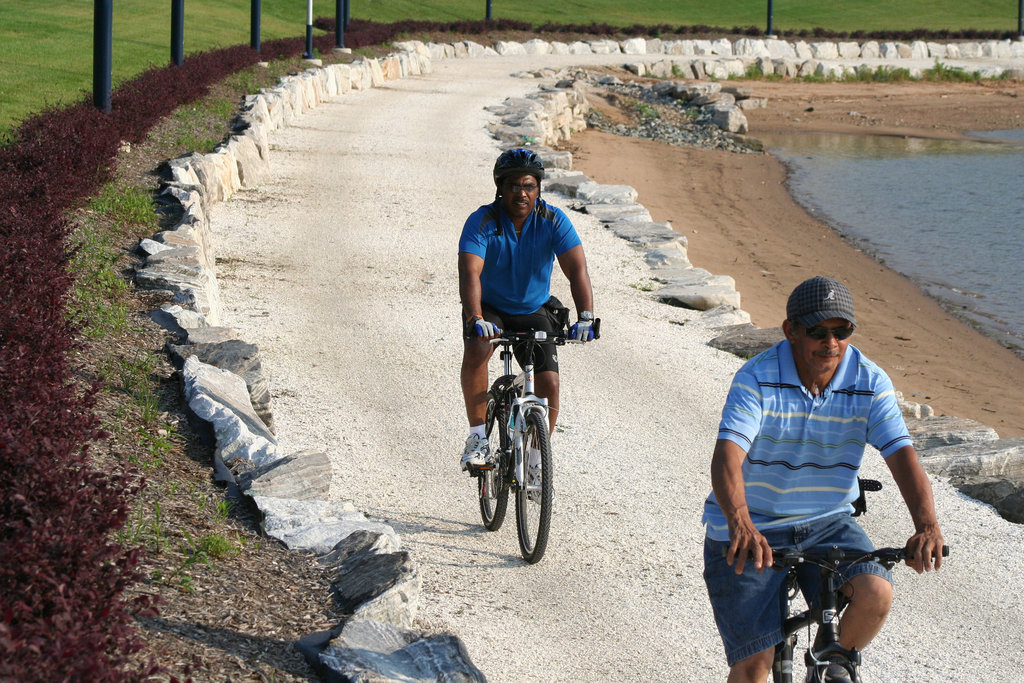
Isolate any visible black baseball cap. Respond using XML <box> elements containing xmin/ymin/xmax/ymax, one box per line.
<box><xmin>786</xmin><ymin>276</ymin><xmax>857</xmax><ymax>328</ymax></box>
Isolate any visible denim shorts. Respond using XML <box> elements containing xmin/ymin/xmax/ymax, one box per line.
<box><xmin>703</xmin><ymin>513</ymin><xmax>892</xmax><ymax>666</ymax></box>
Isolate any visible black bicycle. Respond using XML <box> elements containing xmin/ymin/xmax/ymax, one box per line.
<box><xmin>471</xmin><ymin>322</ymin><xmax>598</xmax><ymax>564</ymax></box>
<box><xmin>771</xmin><ymin>539</ymin><xmax>949</xmax><ymax>682</ymax></box>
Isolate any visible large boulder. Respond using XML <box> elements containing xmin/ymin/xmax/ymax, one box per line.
<box><xmin>956</xmin><ymin>477</ymin><xmax>1024</xmax><ymax>523</ymax></box>
<box><xmin>235</xmin><ymin>449</ymin><xmax>332</xmax><ymax>500</ymax></box>
<box><xmin>169</xmin><ymin>338</ymin><xmax>274</xmax><ymax>432</ymax></box>
<box><xmin>907</xmin><ymin>415</ymin><xmax>999</xmax><ymax>451</ymax></box>
<box><xmin>254</xmin><ymin>496</ymin><xmax>400</xmax><ymax>553</ymax></box>
<box><xmin>299</xmin><ymin>619</ymin><xmax>485</xmax><ymax>683</ymax></box>
<box><xmin>918</xmin><ymin>438</ymin><xmax>1024</xmax><ymax>481</ymax></box>
<box><xmin>708</xmin><ymin>104</ymin><xmax>749</xmax><ymax>134</ymax></box>
<box><xmin>708</xmin><ymin>324</ymin><xmax>784</xmax><ymax>358</ymax></box>
<box><xmin>606</xmin><ymin>221</ymin><xmax>686</xmax><ymax>249</ymax></box>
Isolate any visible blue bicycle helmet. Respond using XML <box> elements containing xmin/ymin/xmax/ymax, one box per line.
<box><xmin>492</xmin><ymin>148</ymin><xmax>545</xmax><ymax>187</ymax></box>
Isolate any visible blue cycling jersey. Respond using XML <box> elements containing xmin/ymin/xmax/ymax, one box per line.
<box><xmin>458</xmin><ymin>199</ymin><xmax>581</xmax><ymax>315</ymax></box>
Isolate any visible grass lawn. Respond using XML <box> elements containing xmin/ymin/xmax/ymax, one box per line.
<box><xmin>0</xmin><ymin>0</ymin><xmax>1018</xmax><ymax>131</ymax></box>
<box><xmin>371</xmin><ymin>0</ymin><xmax>1017</xmax><ymax>33</ymax></box>
<box><xmin>0</xmin><ymin>0</ymin><xmax>337</xmax><ymax>131</ymax></box>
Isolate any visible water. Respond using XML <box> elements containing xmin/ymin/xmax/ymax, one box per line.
<box><xmin>759</xmin><ymin>130</ymin><xmax>1024</xmax><ymax>354</ymax></box>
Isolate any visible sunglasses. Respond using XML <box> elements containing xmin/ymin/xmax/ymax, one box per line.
<box><xmin>506</xmin><ymin>183</ymin><xmax>539</xmax><ymax>194</ymax></box>
<box><xmin>803</xmin><ymin>324</ymin><xmax>855</xmax><ymax>341</ymax></box>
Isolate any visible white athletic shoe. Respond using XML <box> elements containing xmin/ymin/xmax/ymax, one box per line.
<box><xmin>460</xmin><ymin>434</ymin><xmax>490</xmax><ymax>471</ymax></box>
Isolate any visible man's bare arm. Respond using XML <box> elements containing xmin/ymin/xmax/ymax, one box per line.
<box><xmin>555</xmin><ymin>245</ymin><xmax>594</xmax><ymax>315</ymax></box>
<box><xmin>885</xmin><ymin>445</ymin><xmax>945</xmax><ymax>572</ymax></box>
<box><xmin>711</xmin><ymin>439</ymin><xmax>773</xmax><ymax>574</ymax></box>
<box><xmin>458</xmin><ymin>252</ymin><xmax>486</xmax><ymax>320</ymax></box>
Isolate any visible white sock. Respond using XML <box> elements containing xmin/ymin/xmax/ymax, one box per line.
<box><xmin>469</xmin><ymin>424</ymin><xmax>487</xmax><ymax>439</ymax></box>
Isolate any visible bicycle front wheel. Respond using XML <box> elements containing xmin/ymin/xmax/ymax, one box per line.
<box><xmin>479</xmin><ymin>391</ymin><xmax>510</xmax><ymax>531</ymax></box>
<box><xmin>515</xmin><ymin>410</ymin><xmax>552</xmax><ymax>564</ymax></box>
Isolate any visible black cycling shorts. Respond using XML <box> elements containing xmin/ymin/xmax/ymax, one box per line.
<box><xmin>463</xmin><ymin>297</ymin><xmax>569</xmax><ymax>374</ymax></box>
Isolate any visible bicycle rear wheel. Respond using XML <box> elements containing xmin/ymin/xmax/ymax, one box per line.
<box><xmin>479</xmin><ymin>390</ymin><xmax>510</xmax><ymax>531</ymax></box>
<box><xmin>515</xmin><ymin>411</ymin><xmax>552</xmax><ymax>564</ymax></box>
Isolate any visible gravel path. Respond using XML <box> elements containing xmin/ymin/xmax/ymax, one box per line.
<box><xmin>211</xmin><ymin>53</ymin><xmax>1024</xmax><ymax>682</ymax></box>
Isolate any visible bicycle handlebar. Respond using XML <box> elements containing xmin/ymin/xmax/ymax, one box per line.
<box><xmin>772</xmin><ymin>545</ymin><xmax>950</xmax><ymax>569</ymax></box>
<box><xmin>488</xmin><ymin>318</ymin><xmax>602</xmax><ymax>345</ymax></box>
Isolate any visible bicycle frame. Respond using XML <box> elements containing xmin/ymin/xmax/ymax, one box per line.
<box><xmin>774</xmin><ymin>557</ymin><xmax>862</xmax><ymax>683</ymax></box>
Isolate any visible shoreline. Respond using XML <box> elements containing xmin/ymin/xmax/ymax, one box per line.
<box><xmin>566</xmin><ymin>84</ymin><xmax>1024</xmax><ymax>438</ymax></box>
<box><xmin>764</xmin><ymin>146</ymin><xmax>1024</xmax><ymax>361</ymax></box>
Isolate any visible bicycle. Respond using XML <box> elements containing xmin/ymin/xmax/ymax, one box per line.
<box><xmin>470</xmin><ymin>322</ymin><xmax>598</xmax><ymax>564</ymax></box>
<box><xmin>771</xmin><ymin>532</ymin><xmax>950</xmax><ymax>682</ymax></box>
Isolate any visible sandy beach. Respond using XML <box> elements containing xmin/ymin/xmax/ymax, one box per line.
<box><xmin>567</xmin><ymin>78</ymin><xmax>1024</xmax><ymax>438</ymax></box>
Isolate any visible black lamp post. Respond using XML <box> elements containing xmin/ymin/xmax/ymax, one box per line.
<box><xmin>93</xmin><ymin>0</ymin><xmax>112</xmax><ymax>112</ymax></box>
<box><xmin>766</xmin><ymin>0</ymin><xmax>774</xmax><ymax>37</ymax></box>
<box><xmin>171</xmin><ymin>0</ymin><xmax>184</xmax><ymax>66</ymax></box>
<box><xmin>303</xmin><ymin>0</ymin><xmax>314</xmax><ymax>58</ymax></box>
<box><xmin>336</xmin><ymin>0</ymin><xmax>344</xmax><ymax>48</ymax></box>
<box><xmin>251</xmin><ymin>0</ymin><xmax>261</xmax><ymax>52</ymax></box>
<box><xmin>487</xmin><ymin>1</ymin><xmax>492</xmax><ymax>21</ymax></box>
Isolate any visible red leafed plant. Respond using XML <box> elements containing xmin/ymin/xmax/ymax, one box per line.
<box><xmin>0</xmin><ymin>17</ymin><xmax>421</xmax><ymax>673</ymax></box>
<box><xmin>0</xmin><ymin>35</ymin><xmax>311</xmax><ymax>681</ymax></box>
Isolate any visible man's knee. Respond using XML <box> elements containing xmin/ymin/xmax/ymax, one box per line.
<box><xmin>729</xmin><ymin>648</ymin><xmax>774</xmax><ymax>683</ymax></box>
<box><xmin>844</xmin><ymin>573</ymin><xmax>893</xmax><ymax>615</ymax></box>
<box><xmin>535</xmin><ymin>370</ymin><xmax>559</xmax><ymax>394</ymax></box>
<box><xmin>463</xmin><ymin>339</ymin><xmax>492</xmax><ymax>365</ymax></box>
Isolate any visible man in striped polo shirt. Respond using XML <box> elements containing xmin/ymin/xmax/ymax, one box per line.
<box><xmin>702</xmin><ymin>276</ymin><xmax>944</xmax><ymax>683</ymax></box>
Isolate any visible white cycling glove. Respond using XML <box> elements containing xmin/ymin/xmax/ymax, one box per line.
<box><xmin>468</xmin><ymin>315</ymin><xmax>501</xmax><ymax>338</ymax></box>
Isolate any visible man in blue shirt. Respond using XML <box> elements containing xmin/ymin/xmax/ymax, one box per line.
<box><xmin>703</xmin><ymin>276</ymin><xmax>944</xmax><ymax>683</ymax></box>
<box><xmin>457</xmin><ymin>148</ymin><xmax>595</xmax><ymax>470</ymax></box>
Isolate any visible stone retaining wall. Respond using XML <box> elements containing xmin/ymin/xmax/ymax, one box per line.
<box><xmin>397</xmin><ymin>35</ymin><xmax>1024</xmax><ymax>79</ymax></box>
<box><xmin>137</xmin><ymin>35</ymin><xmax>1023</xmax><ymax>681</ymax></box>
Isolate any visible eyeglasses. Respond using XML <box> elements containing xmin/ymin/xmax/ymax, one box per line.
<box><xmin>507</xmin><ymin>183</ymin><xmax>539</xmax><ymax>194</ymax></box>
<box><xmin>803</xmin><ymin>324</ymin><xmax>855</xmax><ymax>341</ymax></box>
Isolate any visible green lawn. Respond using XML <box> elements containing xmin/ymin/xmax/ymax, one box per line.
<box><xmin>373</xmin><ymin>0</ymin><xmax>1017</xmax><ymax>33</ymax></box>
<box><xmin>0</xmin><ymin>0</ymin><xmax>340</xmax><ymax>130</ymax></box>
<box><xmin>0</xmin><ymin>0</ymin><xmax>1017</xmax><ymax>131</ymax></box>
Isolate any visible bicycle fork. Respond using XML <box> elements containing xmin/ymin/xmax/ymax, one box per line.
<box><xmin>773</xmin><ymin>640</ymin><xmax>794</xmax><ymax>682</ymax></box>
<box><xmin>510</xmin><ymin>396</ymin><xmax>547</xmax><ymax>488</ymax></box>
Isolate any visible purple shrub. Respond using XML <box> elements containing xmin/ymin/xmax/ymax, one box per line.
<box><xmin>0</xmin><ymin>37</ymin><xmax>306</xmax><ymax>681</ymax></box>
<box><xmin>0</xmin><ymin>203</ymin><xmax>158</xmax><ymax>678</ymax></box>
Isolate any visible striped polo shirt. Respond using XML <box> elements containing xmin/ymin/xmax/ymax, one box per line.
<box><xmin>703</xmin><ymin>340</ymin><xmax>911</xmax><ymax>541</ymax></box>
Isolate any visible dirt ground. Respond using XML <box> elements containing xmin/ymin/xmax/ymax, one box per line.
<box><xmin>568</xmin><ymin>77</ymin><xmax>1024</xmax><ymax>438</ymax></box>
